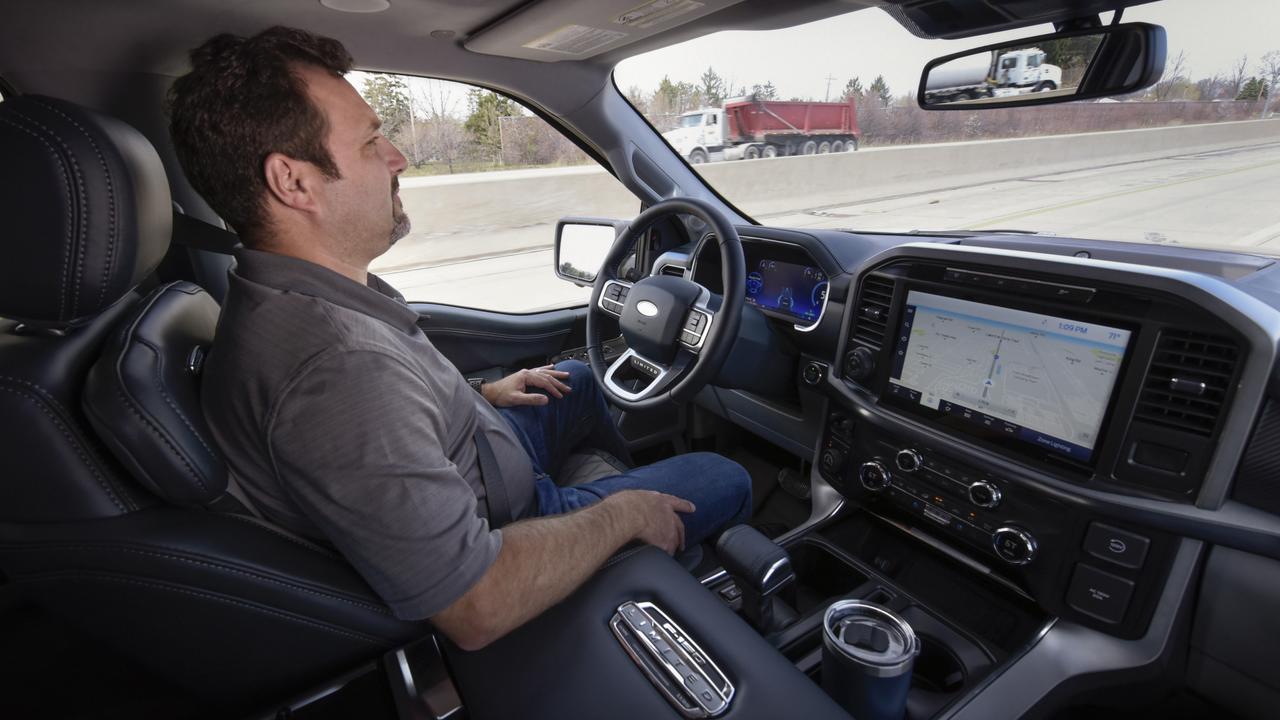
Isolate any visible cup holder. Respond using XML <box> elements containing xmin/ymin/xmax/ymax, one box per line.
<box><xmin>910</xmin><ymin>635</ymin><xmax>965</xmax><ymax>694</ymax></box>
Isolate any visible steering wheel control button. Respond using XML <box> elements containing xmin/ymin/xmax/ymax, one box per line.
<box><xmin>1066</xmin><ymin>564</ymin><xmax>1135</xmax><ymax>625</ymax></box>
<box><xmin>859</xmin><ymin>460</ymin><xmax>891</xmax><ymax>491</ymax></box>
<box><xmin>894</xmin><ymin>448</ymin><xmax>922</xmax><ymax>473</ymax></box>
<box><xmin>1083</xmin><ymin>522</ymin><xmax>1150</xmax><ymax>569</ymax></box>
<box><xmin>992</xmin><ymin>526</ymin><xmax>1037</xmax><ymax>565</ymax></box>
<box><xmin>610</xmin><ymin>601</ymin><xmax>734</xmax><ymax>718</ymax></box>
<box><xmin>600</xmin><ymin>281</ymin><xmax>629</xmax><ymax>314</ymax></box>
<box><xmin>967</xmin><ymin>481</ymin><xmax>1001</xmax><ymax>509</ymax></box>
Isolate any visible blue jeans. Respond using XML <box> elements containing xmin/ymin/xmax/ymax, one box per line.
<box><xmin>499</xmin><ymin>360</ymin><xmax>751</xmax><ymax>548</ymax></box>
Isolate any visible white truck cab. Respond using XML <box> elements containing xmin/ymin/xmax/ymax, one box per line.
<box><xmin>663</xmin><ymin>109</ymin><xmax>726</xmax><ymax>163</ymax></box>
<box><xmin>995</xmin><ymin>47</ymin><xmax>1062</xmax><ymax>91</ymax></box>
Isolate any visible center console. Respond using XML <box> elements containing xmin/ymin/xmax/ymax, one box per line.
<box><xmin>813</xmin><ymin>253</ymin><xmax>1251</xmax><ymax>640</ymax></box>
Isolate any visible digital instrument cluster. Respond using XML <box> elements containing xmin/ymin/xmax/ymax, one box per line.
<box><xmin>745</xmin><ymin>259</ymin><xmax>828</xmax><ymax>324</ymax></box>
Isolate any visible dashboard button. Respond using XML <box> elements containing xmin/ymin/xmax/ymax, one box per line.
<box><xmin>859</xmin><ymin>460</ymin><xmax>891</xmax><ymax>491</ymax></box>
<box><xmin>895</xmin><ymin>448</ymin><xmax>922</xmax><ymax>473</ymax></box>
<box><xmin>1066</xmin><ymin>563</ymin><xmax>1134</xmax><ymax>624</ymax></box>
<box><xmin>967</xmin><ymin>481</ymin><xmax>1001</xmax><ymax>509</ymax></box>
<box><xmin>1083</xmin><ymin>522</ymin><xmax>1150</xmax><ymax>570</ymax></box>
<box><xmin>992</xmin><ymin>526</ymin><xmax>1037</xmax><ymax>565</ymax></box>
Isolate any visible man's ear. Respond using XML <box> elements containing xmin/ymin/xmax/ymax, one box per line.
<box><xmin>263</xmin><ymin>152</ymin><xmax>321</xmax><ymax>214</ymax></box>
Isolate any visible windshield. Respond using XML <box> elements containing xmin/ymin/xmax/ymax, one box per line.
<box><xmin>680</xmin><ymin>113</ymin><xmax>704</xmax><ymax>127</ymax></box>
<box><xmin>615</xmin><ymin>0</ymin><xmax>1280</xmax><ymax>255</ymax></box>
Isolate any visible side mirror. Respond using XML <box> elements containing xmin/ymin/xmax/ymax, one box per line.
<box><xmin>918</xmin><ymin>22</ymin><xmax>1166</xmax><ymax>110</ymax></box>
<box><xmin>554</xmin><ymin>218</ymin><xmax>627</xmax><ymax>287</ymax></box>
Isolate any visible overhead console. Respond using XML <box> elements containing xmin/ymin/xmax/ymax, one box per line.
<box><xmin>817</xmin><ymin>243</ymin><xmax>1274</xmax><ymax>639</ymax></box>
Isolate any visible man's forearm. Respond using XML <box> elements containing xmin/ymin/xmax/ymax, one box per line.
<box><xmin>433</xmin><ymin>495</ymin><xmax>639</xmax><ymax>650</ymax></box>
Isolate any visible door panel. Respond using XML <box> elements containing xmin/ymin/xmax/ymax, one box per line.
<box><xmin>412</xmin><ymin>303</ymin><xmax>589</xmax><ymax>377</ymax></box>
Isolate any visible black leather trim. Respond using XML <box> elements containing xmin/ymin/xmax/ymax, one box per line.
<box><xmin>0</xmin><ymin>291</ymin><xmax>149</xmax><ymax>521</ymax></box>
<box><xmin>83</xmin><ymin>281</ymin><xmax>226</xmax><ymax>506</ymax></box>
<box><xmin>0</xmin><ymin>95</ymin><xmax>170</xmax><ymax>325</ymax></box>
<box><xmin>0</xmin><ymin>507</ymin><xmax>427</xmax><ymax>706</ymax></box>
<box><xmin>445</xmin><ymin>547</ymin><xmax>850</xmax><ymax>719</ymax></box>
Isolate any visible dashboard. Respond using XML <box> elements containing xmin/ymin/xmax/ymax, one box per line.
<box><xmin>672</xmin><ymin>224</ymin><xmax>1280</xmax><ymax>644</ymax></box>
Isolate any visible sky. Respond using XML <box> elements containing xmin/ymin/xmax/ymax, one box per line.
<box><xmin>613</xmin><ymin>0</ymin><xmax>1280</xmax><ymax>103</ymax></box>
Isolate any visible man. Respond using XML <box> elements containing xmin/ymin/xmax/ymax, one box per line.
<box><xmin>168</xmin><ymin>26</ymin><xmax>751</xmax><ymax>650</ymax></box>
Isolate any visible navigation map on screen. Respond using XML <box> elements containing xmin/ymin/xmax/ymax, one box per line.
<box><xmin>887</xmin><ymin>291</ymin><xmax>1131</xmax><ymax>462</ymax></box>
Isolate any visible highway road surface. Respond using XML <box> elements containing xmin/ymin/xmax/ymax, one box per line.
<box><xmin>376</xmin><ymin>137</ymin><xmax>1280</xmax><ymax>312</ymax></box>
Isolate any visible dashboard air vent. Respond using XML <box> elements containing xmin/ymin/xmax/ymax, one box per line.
<box><xmin>852</xmin><ymin>275</ymin><xmax>895</xmax><ymax>349</ymax></box>
<box><xmin>1134</xmin><ymin>330</ymin><xmax>1239</xmax><ymax>437</ymax></box>
<box><xmin>659</xmin><ymin>264</ymin><xmax>685</xmax><ymax>277</ymax></box>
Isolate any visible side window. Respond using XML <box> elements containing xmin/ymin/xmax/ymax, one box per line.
<box><xmin>352</xmin><ymin>72</ymin><xmax>636</xmax><ymax>312</ymax></box>
<box><xmin>708</xmin><ymin>113</ymin><xmax>717</xmax><ymax>125</ymax></box>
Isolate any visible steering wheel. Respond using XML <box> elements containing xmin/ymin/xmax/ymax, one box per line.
<box><xmin>586</xmin><ymin>197</ymin><xmax>745</xmax><ymax>411</ymax></box>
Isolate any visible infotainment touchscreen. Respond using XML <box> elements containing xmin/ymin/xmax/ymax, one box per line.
<box><xmin>887</xmin><ymin>291</ymin><xmax>1131</xmax><ymax>463</ymax></box>
<box><xmin>745</xmin><ymin>259</ymin><xmax>827</xmax><ymax>325</ymax></box>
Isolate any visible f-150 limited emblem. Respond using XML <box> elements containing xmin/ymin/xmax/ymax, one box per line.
<box><xmin>637</xmin><ymin>300</ymin><xmax>659</xmax><ymax>317</ymax></box>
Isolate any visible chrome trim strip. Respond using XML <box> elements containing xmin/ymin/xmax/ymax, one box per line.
<box><xmin>604</xmin><ymin>348</ymin><xmax>673</xmax><ymax>402</ymax></box>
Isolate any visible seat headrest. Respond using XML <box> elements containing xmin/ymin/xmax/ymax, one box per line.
<box><xmin>83</xmin><ymin>281</ymin><xmax>227</xmax><ymax>507</ymax></box>
<box><xmin>0</xmin><ymin>95</ymin><xmax>171</xmax><ymax>327</ymax></box>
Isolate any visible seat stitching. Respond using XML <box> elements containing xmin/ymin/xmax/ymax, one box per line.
<box><xmin>32</xmin><ymin>98</ymin><xmax>119</xmax><ymax>313</ymax></box>
<box><xmin>0</xmin><ymin>378</ymin><xmax>127</xmax><ymax>512</ymax></box>
<box><xmin>219</xmin><ymin>514</ymin><xmax>342</xmax><ymax>557</ymax></box>
<box><xmin>3</xmin><ymin>544</ymin><xmax>392</xmax><ymax>615</ymax></box>
<box><xmin>98</xmin><ymin>283</ymin><xmax>210</xmax><ymax>497</ymax></box>
<box><xmin>112</xmin><ymin>383</ymin><xmax>209</xmax><ymax>495</ymax></box>
<box><xmin>148</xmin><ymin>341</ymin><xmax>218</xmax><ymax>460</ymax></box>
<box><xmin>17</xmin><ymin>571</ymin><xmax>391</xmax><ymax>644</ymax></box>
<box><xmin>0</xmin><ymin>114</ymin><xmax>75</xmax><ymax>320</ymax></box>
<box><xmin>6</xmin><ymin>106</ymin><xmax>89</xmax><ymax>318</ymax></box>
<box><xmin>602</xmin><ymin>545</ymin><xmax>646</xmax><ymax>570</ymax></box>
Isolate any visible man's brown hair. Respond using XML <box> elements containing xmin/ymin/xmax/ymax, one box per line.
<box><xmin>168</xmin><ymin>26</ymin><xmax>353</xmax><ymax>241</ymax></box>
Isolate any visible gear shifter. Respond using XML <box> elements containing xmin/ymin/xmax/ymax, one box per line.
<box><xmin>715</xmin><ymin>525</ymin><xmax>797</xmax><ymax>634</ymax></box>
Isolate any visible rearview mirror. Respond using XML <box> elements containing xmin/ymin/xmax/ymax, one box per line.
<box><xmin>554</xmin><ymin>218</ymin><xmax>626</xmax><ymax>287</ymax></box>
<box><xmin>919</xmin><ymin>22</ymin><xmax>1166</xmax><ymax>110</ymax></box>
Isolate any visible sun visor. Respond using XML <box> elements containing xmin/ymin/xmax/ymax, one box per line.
<box><xmin>465</xmin><ymin>0</ymin><xmax>748</xmax><ymax>62</ymax></box>
<box><xmin>879</xmin><ymin>0</ymin><xmax>1163</xmax><ymax>39</ymax></box>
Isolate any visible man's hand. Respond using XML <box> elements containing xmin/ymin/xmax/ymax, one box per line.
<box><xmin>605</xmin><ymin>490</ymin><xmax>696</xmax><ymax>555</ymax></box>
<box><xmin>433</xmin><ymin>487</ymin><xmax>698</xmax><ymax>650</ymax></box>
<box><xmin>482</xmin><ymin>365</ymin><xmax>572</xmax><ymax>407</ymax></box>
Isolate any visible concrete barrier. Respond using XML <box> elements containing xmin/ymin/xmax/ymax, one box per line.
<box><xmin>383</xmin><ymin>118</ymin><xmax>1280</xmax><ymax>266</ymax></box>
<box><xmin>699</xmin><ymin>118</ymin><xmax>1280</xmax><ymax>217</ymax></box>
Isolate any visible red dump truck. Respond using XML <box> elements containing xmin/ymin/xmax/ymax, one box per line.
<box><xmin>663</xmin><ymin>96</ymin><xmax>860</xmax><ymax>163</ymax></box>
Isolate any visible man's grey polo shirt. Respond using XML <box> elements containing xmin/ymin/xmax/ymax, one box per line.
<box><xmin>202</xmin><ymin>248</ymin><xmax>535</xmax><ymax>620</ymax></box>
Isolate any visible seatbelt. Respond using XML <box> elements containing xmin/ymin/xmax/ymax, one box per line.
<box><xmin>171</xmin><ymin>210</ymin><xmax>241</xmax><ymax>255</ymax></box>
<box><xmin>474</xmin><ymin>431</ymin><xmax>512</xmax><ymax>528</ymax></box>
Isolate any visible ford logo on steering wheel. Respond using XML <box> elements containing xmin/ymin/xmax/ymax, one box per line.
<box><xmin>637</xmin><ymin>300</ymin><xmax>659</xmax><ymax>317</ymax></box>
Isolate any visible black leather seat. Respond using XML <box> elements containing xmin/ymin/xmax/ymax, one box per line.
<box><xmin>0</xmin><ymin>95</ymin><xmax>423</xmax><ymax>710</ymax></box>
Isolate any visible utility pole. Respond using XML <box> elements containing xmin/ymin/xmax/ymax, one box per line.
<box><xmin>824</xmin><ymin>74</ymin><xmax>837</xmax><ymax>102</ymax></box>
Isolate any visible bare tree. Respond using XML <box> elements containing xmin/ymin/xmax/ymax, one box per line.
<box><xmin>1260</xmin><ymin>51</ymin><xmax>1280</xmax><ymax>117</ymax></box>
<box><xmin>1153</xmin><ymin>50</ymin><xmax>1188</xmax><ymax>101</ymax></box>
<box><xmin>1228</xmin><ymin>54</ymin><xmax>1249</xmax><ymax>99</ymax></box>
<box><xmin>417</xmin><ymin>80</ymin><xmax>469</xmax><ymax>173</ymax></box>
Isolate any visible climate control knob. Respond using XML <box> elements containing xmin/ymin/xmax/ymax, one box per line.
<box><xmin>858</xmin><ymin>460</ymin><xmax>892</xmax><ymax>492</ymax></box>
<box><xmin>967</xmin><ymin>481</ymin><xmax>1002</xmax><ymax>509</ymax></box>
<box><xmin>992</xmin><ymin>526</ymin><xmax>1037</xmax><ymax>565</ymax></box>
<box><xmin>895</xmin><ymin>448</ymin><xmax>922</xmax><ymax>473</ymax></box>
